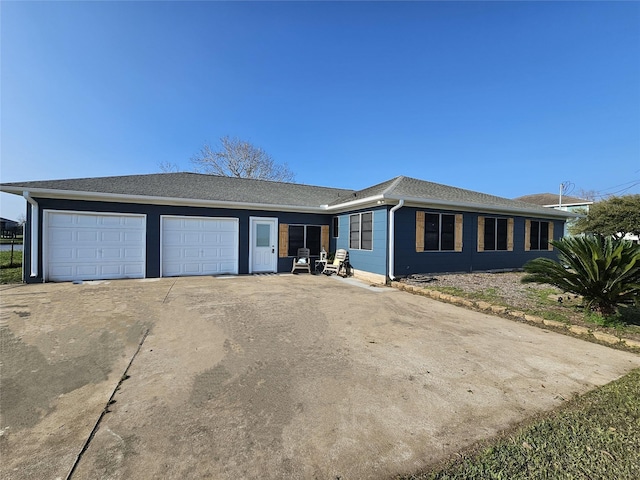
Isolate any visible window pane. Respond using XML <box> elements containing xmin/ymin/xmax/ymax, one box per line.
<box><xmin>540</xmin><ymin>222</ymin><xmax>549</xmax><ymax>250</ymax></box>
<box><xmin>424</xmin><ymin>213</ymin><xmax>440</xmax><ymax>251</ymax></box>
<box><xmin>496</xmin><ymin>218</ymin><xmax>508</xmax><ymax>251</ymax></box>
<box><xmin>361</xmin><ymin>212</ymin><xmax>373</xmax><ymax>250</ymax></box>
<box><xmin>332</xmin><ymin>217</ymin><xmax>339</xmax><ymax>238</ymax></box>
<box><xmin>306</xmin><ymin>226</ymin><xmax>321</xmax><ymax>255</ymax></box>
<box><xmin>484</xmin><ymin>217</ymin><xmax>496</xmax><ymax>251</ymax></box>
<box><xmin>350</xmin><ymin>214</ymin><xmax>360</xmax><ymax>249</ymax></box>
<box><xmin>441</xmin><ymin>214</ymin><xmax>455</xmax><ymax>251</ymax></box>
<box><xmin>256</xmin><ymin>224</ymin><xmax>270</xmax><ymax>247</ymax></box>
<box><xmin>530</xmin><ymin>221</ymin><xmax>540</xmax><ymax>250</ymax></box>
<box><xmin>288</xmin><ymin>225</ymin><xmax>304</xmax><ymax>256</ymax></box>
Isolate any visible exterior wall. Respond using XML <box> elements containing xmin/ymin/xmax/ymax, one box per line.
<box><xmin>25</xmin><ymin>198</ymin><xmax>332</xmax><ymax>282</ymax></box>
<box><xmin>393</xmin><ymin>206</ymin><xmax>564</xmax><ymax>276</ymax></box>
<box><xmin>21</xmin><ymin>197</ymin><xmax>566</xmax><ymax>283</ymax></box>
<box><xmin>334</xmin><ymin>206</ymin><xmax>388</xmax><ymax>276</ymax></box>
<box><xmin>555</xmin><ymin>204</ymin><xmax>589</xmax><ymax>236</ymax></box>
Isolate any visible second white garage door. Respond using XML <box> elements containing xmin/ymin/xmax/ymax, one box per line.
<box><xmin>161</xmin><ymin>216</ymin><xmax>239</xmax><ymax>277</ymax></box>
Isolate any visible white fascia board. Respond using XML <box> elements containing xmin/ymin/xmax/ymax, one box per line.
<box><xmin>383</xmin><ymin>195</ymin><xmax>579</xmax><ymax>219</ymax></box>
<box><xmin>4</xmin><ymin>187</ymin><xmax>326</xmax><ymax>214</ymax></box>
<box><xmin>543</xmin><ymin>203</ymin><xmax>593</xmax><ymax>208</ymax></box>
<box><xmin>323</xmin><ymin>195</ymin><xmax>385</xmax><ymax>212</ymax></box>
<box><xmin>2</xmin><ymin>185</ymin><xmax>579</xmax><ymax>219</ymax></box>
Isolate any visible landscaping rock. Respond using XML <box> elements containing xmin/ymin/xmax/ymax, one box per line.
<box><xmin>592</xmin><ymin>331</ymin><xmax>621</xmax><ymax>344</ymax></box>
<box><xmin>524</xmin><ymin>314</ymin><xmax>544</xmax><ymax>324</ymax></box>
<box><xmin>569</xmin><ymin>325</ymin><xmax>591</xmax><ymax>336</ymax></box>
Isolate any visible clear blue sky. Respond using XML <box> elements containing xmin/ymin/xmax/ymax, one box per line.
<box><xmin>1</xmin><ymin>1</ymin><xmax>639</xmax><ymax>220</ymax></box>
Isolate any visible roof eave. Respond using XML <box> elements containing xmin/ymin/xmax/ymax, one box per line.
<box><xmin>2</xmin><ymin>185</ymin><xmax>580</xmax><ymax>218</ymax></box>
<box><xmin>1</xmin><ymin>186</ymin><xmax>327</xmax><ymax>214</ymax></box>
<box><xmin>382</xmin><ymin>194</ymin><xmax>579</xmax><ymax>219</ymax></box>
<box><xmin>325</xmin><ymin>194</ymin><xmax>386</xmax><ymax>212</ymax></box>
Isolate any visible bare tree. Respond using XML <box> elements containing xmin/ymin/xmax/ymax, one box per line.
<box><xmin>190</xmin><ymin>136</ymin><xmax>295</xmax><ymax>182</ymax></box>
<box><xmin>576</xmin><ymin>188</ymin><xmax>598</xmax><ymax>202</ymax></box>
<box><xmin>158</xmin><ymin>161</ymin><xmax>181</xmax><ymax>173</ymax></box>
<box><xmin>16</xmin><ymin>213</ymin><xmax>26</xmax><ymax>226</ymax></box>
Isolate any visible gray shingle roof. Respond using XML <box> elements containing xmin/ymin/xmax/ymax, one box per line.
<box><xmin>1</xmin><ymin>173</ymin><xmax>574</xmax><ymax>217</ymax></box>
<box><xmin>514</xmin><ymin>193</ymin><xmax>591</xmax><ymax>206</ymax></box>
<box><xmin>331</xmin><ymin>176</ymin><xmax>567</xmax><ymax>215</ymax></box>
<box><xmin>1</xmin><ymin>173</ymin><xmax>354</xmax><ymax>208</ymax></box>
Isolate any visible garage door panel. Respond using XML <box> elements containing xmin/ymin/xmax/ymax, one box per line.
<box><xmin>99</xmin><ymin>265</ymin><xmax>121</xmax><ymax>275</ymax></box>
<box><xmin>162</xmin><ymin>216</ymin><xmax>238</xmax><ymax>277</ymax></box>
<box><xmin>101</xmin><ymin>248</ymin><xmax>124</xmax><ymax>259</ymax></box>
<box><xmin>46</xmin><ymin>212</ymin><xmax>146</xmax><ymax>282</ymax></box>
<box><xmin>123</xmin><ymin>264</ymin><xmax>144</xmax><ymax>276</ymax></box>
<box><xmin>50</xmin><ymin>265</ymin><xmax>73</xmax><ymax>277</ymax></box>
<box><xmin>77</xmin><ymin>248</ymin><xmax>100</xmax><ymax>260</ymax></box>
<box><xmin>124</xmin><ymin>248</ymin><xmax>144</xmax><ymax>259</ymax></box>
<box><xmin>77</xmin><ymin>231</ymin><xmax>100</xmax><ymax>242</ymax></box>
<box><xmin>77</xmin><ymin>265</ymin><xmax>99</xmax><ymax>276</ymax></box>
<box><xmin>50</xmin><ymin>229</ymin><xmax>75</xmax><ymax>243</ymax></box>
<box><xmin>184</xmin><ymin>248</ymin><xmax>201</xmax><ymax>258</ymax></box>
<box><xmin>99</xmin><ymin>231</ymin><xmax>121</xmax><ymax>242</ymax></box>
<box><xmin>124</xmin><ymin>231</ymin><xmax>144</xmax><ymax>242</ymax></box>
<box><xmin>184</xmin><ymin>233</ymin><xmax>201</xmax><ymax>243</ymax></box>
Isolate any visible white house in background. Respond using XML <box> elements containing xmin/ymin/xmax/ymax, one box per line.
<box><xmin>514</xmin><ymin>193</ymin><xmax>592</xmax><ymax>236</ymax></box>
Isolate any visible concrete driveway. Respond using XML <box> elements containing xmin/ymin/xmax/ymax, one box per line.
<box><xmin>1</xmin><ymin>275</ymin><xmax>639</xmax><ymax>479</ymax></box>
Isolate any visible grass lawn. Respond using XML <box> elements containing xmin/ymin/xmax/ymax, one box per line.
<box><xmin>401</xmin><ymin>368</ymin><xmax>640</xmax><ymax>479</ymax></box>
<box><xmin>0</xmin><ymin>250</ymin><xmax>22</xmax><ymax>283</ymax></box>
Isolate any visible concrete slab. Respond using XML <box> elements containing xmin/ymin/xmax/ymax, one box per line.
<box><xmin>1</xmin><ymin>275</ymin><xmax>639</xmax><ymax>479</ymax></box>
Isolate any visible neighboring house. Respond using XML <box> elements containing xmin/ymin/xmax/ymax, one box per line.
<box><xmin>514</xmin><ymin>193</ymin><xmax>592</xmax><ymax>236</ymax></box>
<box><xmin>0</xmin><ymin>173</ymin><xmax>576</xmax><ymax>283</ymax></box>
<box><xmin>0</xmin><ymin>217</ymin><xmax>21</xmax><ymax>238</ymax></box>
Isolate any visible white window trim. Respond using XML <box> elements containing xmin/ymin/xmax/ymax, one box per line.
<box><xmin>332</xmin><ymin>216</ymin><xmax>339</xmax><ymax>238</ymax></box>
<box><xmin>349</xmin><ymin>211</ymin><xmax>373</xmax><ymax>251</ymax></box>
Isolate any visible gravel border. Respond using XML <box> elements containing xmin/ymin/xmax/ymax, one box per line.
<box><xmin>395</xmin><ymin>272</ymin><xmax>640</xmax><ymax>348</ymax></box>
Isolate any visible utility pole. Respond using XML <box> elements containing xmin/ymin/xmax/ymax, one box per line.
<box><xmin>559</xmin><ymin>183</ymin><xmax>563</xmax><ymax>208</ymax></box>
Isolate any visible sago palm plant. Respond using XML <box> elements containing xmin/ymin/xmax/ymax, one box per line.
<box><xmin>522</xmin><ymin>235</ymin><xmax>640</xmax><ymax>316</ymax></box>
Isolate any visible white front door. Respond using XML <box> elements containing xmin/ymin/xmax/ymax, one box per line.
<box><xmin>250</xmin><ymin>217</ymin><xmax>277</xmax><ymax>273</ymax></box>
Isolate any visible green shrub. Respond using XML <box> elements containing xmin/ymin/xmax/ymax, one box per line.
<box><xmin>522</xmin><ymin>235</ymin><xmax>640</xmax><ymax>316</ymax></box>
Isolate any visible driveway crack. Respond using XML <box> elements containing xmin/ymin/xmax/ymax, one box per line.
<box><xmin>64</xmin><ymin>328</ymin><xmax>150</xmax><ymax>480</ymax></box>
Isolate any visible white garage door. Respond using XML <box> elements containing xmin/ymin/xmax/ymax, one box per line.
<box><xmin>161</xmin><ymin>216</ymin><xmax>239</xmax><ymax>277</ymax></box>
<box><xmin>45</xmin><ymin>211</ymin><xmax>146</xmax><ymax>282</ymax></box>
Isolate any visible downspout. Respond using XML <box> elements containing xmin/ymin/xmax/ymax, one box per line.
<box><xmin>23</xmin><ymin>192</ymin><xmax>39</xmax><ymax>278</ymax></box>
<box><xmin>388</xmin><ymin>199</ymin><xmax>404</xmax><ymax>281</ymax></box>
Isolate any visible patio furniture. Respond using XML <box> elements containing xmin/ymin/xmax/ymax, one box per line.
<box><xmin>291</xmin><ymin>248</ymin><xmax>311</xmax><ymax>274</ymax></box>
<box><xmin>314</xmin><ymin>248</ymin><xmax>328</xmax><ymax>274</ymax></box>
<box><xmin>323</xmin><ymin>249</ymin><xmax>348</xmax><ymax>276</ymax></box>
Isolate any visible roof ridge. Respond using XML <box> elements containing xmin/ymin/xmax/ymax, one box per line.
<box><xmin>381</xmin><ymin>176</ymin><xmax>405</xmax><ymax>195</ymax></box>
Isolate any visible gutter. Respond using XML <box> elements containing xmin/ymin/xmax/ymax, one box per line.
<box><xmin>1</xmin><ymin>186</ymin><xmax>329</xmax><ymax>214</ymax></box>
<box><xmin>383</xmin><ymin>194</ymin><xmax>578</xmax><ymax>219</ymax></box>
<box><xmin>388</xmin><ymin>199</ymin><xmax>404</xmax><ymax>281</ymax></box>
<box><xmin>2</xmin><ymin>185</ymin><xmax>578</xmax><ymax>219</ymax></box>
<box><xmin>23</xmin><ymin>191</ymin><xmax>39</xmax><ymax>278</ymax></box>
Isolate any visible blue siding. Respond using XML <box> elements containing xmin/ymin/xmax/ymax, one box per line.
<box><xmin>23</xmin><ymin>197</ymin><xmax>566</xmax><ymax>283</ymax></box>
<box><xmin>334</xmin><ymin>206</ymin><xmax>388</xmax><ymax>275</ymax></box>
<box><xmin>26</xmin><ymin>198</ymin><xmax>332</xmax><ymax>282</ymax></box>
<box><xmin>394</xmin><ymin>207</ymin><xmax>564</xmax><ymax>275</ymax></box>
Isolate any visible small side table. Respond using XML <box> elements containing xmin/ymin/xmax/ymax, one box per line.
<box><xmin>314</xmin><ymin>259</ymin><xmax>327</xmax><ymax>274</ymax></box>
